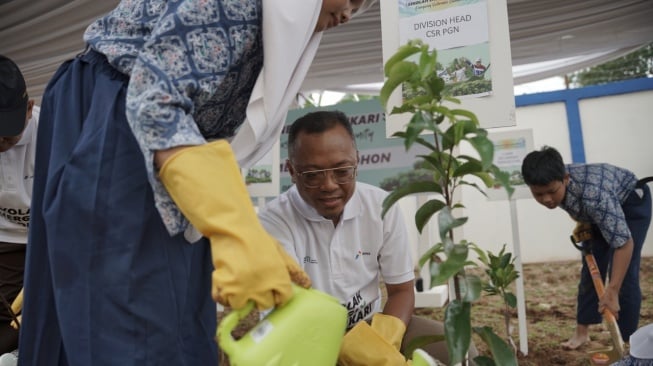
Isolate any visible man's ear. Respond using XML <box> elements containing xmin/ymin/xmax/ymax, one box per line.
<box><xmin>26</xmin><ymin>99</ymin><xmax>35</xmax><ymax>121</ymax></box>
<box><xmin>563</xmin><ymin>173</ymin><xmax>570</xmax><ymax>186</ymax></box>
<box><xmin>286</xmin><ymin>159</ymin><xmax>296</xmax><ymax>183</ymax></box>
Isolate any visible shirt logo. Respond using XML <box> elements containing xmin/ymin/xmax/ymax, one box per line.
<box><xmin>354</xmin><ymin>249</ymin><xmax>371</xmax><ymax>260</ymax></box>
<box><xmin>344</xmin><ymin>291</ymin><xmax>373</xmax><ymax>328</ymax></box>
<box><xmin>303</xmin><ymin>256</ymin><xmax>318</xmax><ymax>264</ymax></box>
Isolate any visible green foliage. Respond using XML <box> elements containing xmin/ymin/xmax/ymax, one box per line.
<box><xmin>378</xmin><ymin>166</ymin><xmax>433</xmax><ymax>192</ymax></box>
<box><xmin>380</xmin><ymin>39</ymin><xmax>516</xmax><ymax>365</ymax></box>
<box><xmin>476</xmin><ymin>244</ymin><xmax>519</xmax><ymax>302</ymax></box>
<box><xmin>444</xmin><ymin>79</ymin><xmax>492</xmax><ymax>97</ymax></box>
<box><xmin>473</xmin><ymin>244</ymin><xmax>521</xmax><ymax>350</ymax></box>
<box><xmin>568</xmin><ymin>42</ymin><xmax>653</xmax><ymax>87</ymax></box>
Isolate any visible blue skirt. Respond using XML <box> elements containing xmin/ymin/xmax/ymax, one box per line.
<box><xmin>19</xmin><ymin>50</ymin><xmax>218</xmax><ymax>365</ymax></box>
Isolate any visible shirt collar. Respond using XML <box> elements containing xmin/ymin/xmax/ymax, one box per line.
<box><xmin>14</xmin><ymin>114</ymin><xmax>36</xmax><ymax>147</ymax></box>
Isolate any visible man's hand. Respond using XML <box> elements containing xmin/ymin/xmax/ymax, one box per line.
<box><xmin>598</xmin><ymin>286</ymin><xmax>620</xmax><ymax>319</ymax></box>
<box><xmin>572</xmin><ymin>221</ymin><xmax>593</xmax><ymax>243</ymax></box>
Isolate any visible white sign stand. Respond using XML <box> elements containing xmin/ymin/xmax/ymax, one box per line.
<box><xmin>487</xmin><ymin>129</ymin><xmax>534</xmax><ymax>356</ymax></box>
<box><xmin>509</xmin><ymin>198</ymin><xmax>528</xmax><ymax>355</ymax></box>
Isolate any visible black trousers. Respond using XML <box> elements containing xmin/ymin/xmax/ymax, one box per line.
<box><xmin>0</xmin><ymin>242</ymin><xmax>25</xmax><ymax>353</ymax></box>
<box><xmin>576</xmin><ymin>182</ymin><xmax>652</xmax><ymax>341</ymax></box>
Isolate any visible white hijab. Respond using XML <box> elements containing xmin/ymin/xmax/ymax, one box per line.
<box><xmin>231</xmin><ymin>0</ymin><xmax>377</xmax><ymax>168</ymax></box>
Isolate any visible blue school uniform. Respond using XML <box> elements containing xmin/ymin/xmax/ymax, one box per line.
<box><xmin>561</xmin><ymin>163</ymin><xmax>652</xmax><ymax>341</ymax></box>
<box><xmin>19</xmin><ymin>1</ymin><xmax>263</xmax><ymax>364</ymax></box>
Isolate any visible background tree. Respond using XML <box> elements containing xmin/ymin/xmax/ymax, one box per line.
<box><xmin>568</xmin><ymin>43</ymin><xmax>653</xmax><ymax>87</ymax></box>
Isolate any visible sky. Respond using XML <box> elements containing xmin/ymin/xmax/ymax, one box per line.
<box><xmin>513</xmin><ymin>76</ymin><xmax>566</xmax><ymax>95</ymax></box>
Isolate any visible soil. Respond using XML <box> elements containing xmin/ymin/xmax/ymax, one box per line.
<box><xmin>218</xmin><ymin>256</ymin><xmax>653</xmax><ymax>365</ymax></box>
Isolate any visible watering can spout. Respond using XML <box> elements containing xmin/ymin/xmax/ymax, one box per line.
<box><xmin>216</xmin><ymin>285</ymin><xmax>348</xmax><ymax>366</ymax></box>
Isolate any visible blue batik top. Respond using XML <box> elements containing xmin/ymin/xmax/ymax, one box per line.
<box><xmin>560</xmin><ymin>163</ymin><xmax>638</xmax><ymax>248</ymax></box>
<box><xmin>84</xmin><ymin>0</ymin><xmax>263</xmax><ymax>235</ymax></box>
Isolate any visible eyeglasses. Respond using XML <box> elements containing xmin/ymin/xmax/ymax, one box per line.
<box><xmin>293</xmin><ymin>165</ymin><xmax>357</xmax><ymax>189</ymax></box>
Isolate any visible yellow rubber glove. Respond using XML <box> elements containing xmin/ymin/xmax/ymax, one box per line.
<box><xmin>572</xmin><ymin>221</ymin><xmax>593</xmax><ymax>243</ymax></box>
<box><xmin>159</xmin><ymin>140</ymin><xmax>310</xmax><ymax>310</ymax></box>
<box><xmin>338</xmin><ymin>319</ymin><xmax>408</xmax><ymax>366</ymax></box>
<box><xmin>371</xmin><ymin>313</ymin><xmax>407</xmax><ymax>351</ymax></box>
<box><xmin>274</xmin><ymin>240</ymin><xmax>312</xmax><ymax>289</ymax></box>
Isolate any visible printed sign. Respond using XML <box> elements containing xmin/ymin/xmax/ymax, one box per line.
<box><xmin>487</xmin><ymin>129</ymin><xmax>534</xmax><ymax>201</ymax></box>
<box><xmin>280</xmin><ymin>99</ymin><xmax>431</xmax><ymax>192</ymax></box>
<box><xmin>399</xmin><ymin>0</ymin><xmax>492</xmax><ymax>98</ymax></box>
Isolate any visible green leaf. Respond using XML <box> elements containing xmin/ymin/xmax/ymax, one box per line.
<box><xmin>383</xmin><ymin>40</ymin><xmax>424</xmax><ymax>77</ymax></box>
<box><xmin>380</xmin><ymin>61</ymin><xmax>418</xmax><ymax>108</ymax></box>
<box><xmin>499</xmin><ymin>252</ymin><xmax>512</xmax><ymax>268</ymax></box>
<box><xmin>446</xmin><ymin>243</ymin><xmax>469</xmax><ymax>266</ymax></box>
<box><xmin>504</xmin><ymin>292</ymin><xmax>517</xmax><ymax>308</ymax></box>
<box><xmin>419</xmin><ymin>153</ymin><xmax>448</xmax><ymax>180</ymax></box>
<box><xmin>468</xmin><ymin>243</ymin><xmax>490</xmax><ymax>266</ymax></box>
<box><xmin>461</xmin><ymin>274</ymin><xmax>482</xmax><ymax>302</ymax></box>
<box><xmin>418</xmin><ymin>243</ymin><xmax>444</xmax><ymax>268</ymax></box>
<box><xmin>473</xmin><ymin>356</ymin><xmax>496</xmax><ymax>366</ymax></box>
<box><xmin>450</xmin><ymin>108</ymin><xmax>479</xmax><ymax>125</ymax></box>
<box><xmin>404</xmin><ymin>94</ymin><xmax>437</xmax><ymax>108</ymax></box>
<box><xmin>445</xmin><ymin>300</ymin><xmax>472</xmax><ymax>365</ymax></box>
<box><xmin>381</xmin><ymin>181</ymin><xmax>443</xmax><ymax>218</ymax></box>
<box><xmin>442</xmin><ymin>236</ymin><xmax>454</xmax><ymax>254</ymax></box>
<box><xmin>453</xmin><ymin>160</ymin><xmax>483</xmax><ymax>177</ymax></box>
<box><xmin>430</xmin><ymin>244</ymin><xmax>468</xmax><ymax>285</ymax></box>
<box><xmin>442</xmin><ymin>119</ymin><xmax>478</xmax><ymax>150</ymax></box>
<box><xmin>473</xmin><ymin>326</ymin><xmax>518</xmax><ymax>366</ymax></box>
<box><xmin>429</xmin><ymin>259</ymin><xmax>459</xmax><ymax>286</ymax></box>
<box><xmin>443</xmin><ymin>95</ymin><xmax>461</xmax><ymax>104</ymax></box>
<box><xmin>490</xmin><ymin>165</ymin><xmax>515</xmax><ymax>197</ymax></box>
<box><xmin>418</xmin><ymin>48</ymin><xmax>437</xmax><ymax>80</ymax></box>
<box><xmin>390</xmin><ymin>104</ymin><xmax>416</xmax><ymax>115</ymax></box>
<box><xmin>468</xmin><ymin>136</ymin><xmax>495</xmax><ymax>170</ymax></box>
<box><xmin>403</xmin><ymin>111</ymin><xmax>430</xmax><ymax>149</ymax></box>
<box><xmin>392</xmin><ymin>131</ymin><xmax>437</xmax><ymax>151</ymax></box>
<box><xmin>438</xmin><ymin>207</ymin><xmax>468</xmax><ymax>242</ymax></box>
<box><xmin>425</xmin><ymin>74</ymin><xmax>445</xmax><ymax>97</ymax></box>
<box><xmin>415</xmin><ymin>199</ymin><xmax>446</xmax><ymax>233</ymax></box>
<box><xmin>471</xmin><ymin>171</ymin><xmax>495</xmax><ymax>188</ymax></box>
<box><xmin>458</xmin><ymin>180</ymin><xmax>489</xmax><ymax>199</ymax></box>
<box><xmin>401</xmin><ymin>334</ymin><xmax>445</xmax><ymax>358</ymax></box>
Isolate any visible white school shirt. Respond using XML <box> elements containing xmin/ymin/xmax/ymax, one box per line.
<box><xmin>259</xmin><ymin>182</ymin><xmax>414</xmax><ymax>328</ymax></box>
<box><xmin>0</xmin><ymin>106</ymin><xmax>39</xmax><ymax>244</ymax></box>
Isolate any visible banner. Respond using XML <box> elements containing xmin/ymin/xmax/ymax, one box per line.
<box><xmin>280</xmin><ymin>99</ymin><xmax>431</xmax><ymax>193</ymax></box>
<box><xmin>486</xmin><ymin>129</ymin><xmax>534</xmax><ymax>201</ymax></box>
<box><xmin>399</xmin><ymin>0</ymin><xmax>492</xmax><ymax>98</ymax></box>
<box><xmin>379</xmin><ymin>0</ymin><xmax>515</xmax><ymax>135</ymax></box>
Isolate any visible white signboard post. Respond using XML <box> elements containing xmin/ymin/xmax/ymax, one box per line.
<box><xmin>488</xmin><ymin>129</ymin><xmax>535</xmax><ymax>356</ymax></box>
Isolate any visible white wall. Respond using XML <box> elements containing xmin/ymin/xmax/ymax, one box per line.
<box><xmin>404</xmin><ymin>88</ymin><xmax>653</xmax><ymax>266</ymax></box>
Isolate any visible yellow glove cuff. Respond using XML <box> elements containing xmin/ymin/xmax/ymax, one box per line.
<box><xmin>371</xmin><ymin>313</ymin><xmax>407</xmax><ymax>351</ymax></box>
<box><xmin>338</xmin><ymin>320</ymin><xmax>408</xmax><ymax>366</ymax></box>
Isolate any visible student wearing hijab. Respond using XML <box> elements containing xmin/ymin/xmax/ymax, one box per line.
<box><xmin>18</xmin><ymin>1</ymin><xmax>376</xmax><ymax>365</ymax></box>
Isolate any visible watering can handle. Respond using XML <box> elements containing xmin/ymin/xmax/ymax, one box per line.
<box><xmin>216</xmin><ymin>300</ymin><xmax>256</xmax><ymax>355</ymax></box>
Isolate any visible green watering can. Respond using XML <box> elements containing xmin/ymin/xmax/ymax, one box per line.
<box><xmin>217</xmin><ymin>286</ymin><xmax>347</xmax><ymax>366</ymax></box>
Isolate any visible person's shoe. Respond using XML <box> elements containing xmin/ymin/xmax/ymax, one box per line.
<box><xmin>411</xmin><ymin>349</ymin><xmax>438</xmax><ymax>366</ymax></box>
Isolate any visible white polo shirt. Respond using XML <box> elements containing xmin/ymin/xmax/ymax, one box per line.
<box><xmin>0</xmin><ymin>106</ymin><xmax>38</xmax><ymax>244</ymax></box>
<box><xmin>259</xmin><ymin>182</ymin><xmax>414</xmax><ymax>328</ymax></box>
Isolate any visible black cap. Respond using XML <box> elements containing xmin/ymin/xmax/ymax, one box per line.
<box><xmin>0</xmin><ymin>55</ymin><xmax>28</xmax><ymax>137</ymax></box>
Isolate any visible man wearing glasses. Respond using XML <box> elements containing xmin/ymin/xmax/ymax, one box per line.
<box><xmin>259</xmin><ymin>110</ymin><xmax>456</xmax><ymax>365</ymax></box>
